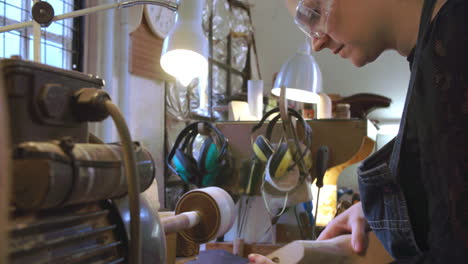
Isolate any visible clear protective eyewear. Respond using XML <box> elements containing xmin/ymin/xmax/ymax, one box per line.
<box><xmin>294</xmin><ymin>0</ymin><xmax>332</xmax><ymax>39</ymax></box>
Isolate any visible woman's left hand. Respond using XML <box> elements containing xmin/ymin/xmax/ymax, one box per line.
<box><xmin>247</xmin><ymin>253</ymin><xmax>275</xmax><ymax>264</ymax></box>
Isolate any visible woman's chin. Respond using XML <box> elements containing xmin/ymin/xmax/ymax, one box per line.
<box><xmin>349</xmin><ymin>56</ymin><xmax>367</xmax><ymax>67</ymax></box>
<box><xmin>350</xmin><ymin>52</ymin><xmax>378</xmax><ymax>67</ymax></box>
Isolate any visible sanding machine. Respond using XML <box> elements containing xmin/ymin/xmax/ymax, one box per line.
<box><xmin>0</xmin><ymin>58</ymin><xmax>235</xmax><ymax>264</ymax></box>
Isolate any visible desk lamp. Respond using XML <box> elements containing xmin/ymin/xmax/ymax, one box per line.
<box><xmin>272</xmin><ymin>40</ymin><xmax>322</xmax><ymax>104</ymax></box>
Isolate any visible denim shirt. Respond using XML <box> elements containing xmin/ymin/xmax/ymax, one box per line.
<box><xmin>358</xmin><ymin>0</ymin><xmax>468</xmax><ymax>262</ymax></box>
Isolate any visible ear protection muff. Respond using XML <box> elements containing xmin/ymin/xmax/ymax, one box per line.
<box><xmin>268</xmin><ymin>137</ymin><xmax>293</xmax><ymax>179</ymax></box>
<box><xmin>264</xmin><ymin>109</ymin><xmax>312</xmax><ymax>169</ymax></box>
<box><xmin>197</xmin><ymin>137</ymin><xmax>222</xmax><ymax>186</ymax></box>
<box><xmin>252</xmin><ymin>135</ymin><xmax>274</xmax><ymax>162</ymax></box>
<box><xmin>251</xmin><ymin>107</ymin><xmax>313</xmax><ymax>191</ymax></box>
<box><xmin>167</xmin><ymin>122</ymin><xmax>229</xmax><ymax>187</ymax></box>
<box><xmin>174</xmin><ymin>148</ymin><xmax>201</xmax><ymax>184</ymax></box>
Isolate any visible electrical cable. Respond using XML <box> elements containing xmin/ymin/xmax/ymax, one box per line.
<box><xmin>236</xmin><ymin>196</ymin><xmax>243</xmax><ymax>238</ymax></box>
<box><xmin>312</xmin><ymin>187</ymin><xmax>321</xmax><ymax>240</ymax></box>
<box><xmin>73</xmin><ymin>88</ymin><xmax>142</xmax><ymax>264</ymax></box>
<box><xmin>312</xmin><ymin>146</ymin><xmax>328</xmax><ymax>240</ymax></box>
<box><xmin>261</xmin><ymin>176</ymin><xmax>289</xmax><ymax>219</ymax></box>
<box><xmin>238</xmin><ymin>195</ymin><xmax>252</xmax><ymax>239</ymax></box>
<box><xmin>104</xmin><ymin>100</ymin><xmax>141</xmax><ymax>264</ymax></box>
<box><xmin>294</xmin><ymin>205</ymin><xmax>306</xmax><ymax>240</ymax></box>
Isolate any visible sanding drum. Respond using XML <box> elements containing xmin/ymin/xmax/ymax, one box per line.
<box><xmin>12</xmin><ymin>141</ymin><xmax>155</xmax><ymax>210</ymax></box>
<box><xmin>162</xmin><ymin>187</ymin><xmax>235</xmax><ymax>243</ymax></box>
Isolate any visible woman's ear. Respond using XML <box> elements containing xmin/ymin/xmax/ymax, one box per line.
<box><xmin>285</xmin><ymin>0</ymin><xmax>298</xmax><ymax>16</ymax></box>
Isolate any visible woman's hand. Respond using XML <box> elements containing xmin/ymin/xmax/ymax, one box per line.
<box><xmin>247</xmin><ymin>202</ymin><xmax>369</xmax><ymax>263</ymax></box>
<box><xmin>247</xmin><ymin>253</ymin><xmax>275</xmax><ymax>264</ymax></box>
<box><xmin>317</xmin><ymin>202</ymin><xmax>370</xmax><ymax>254</ymax></box>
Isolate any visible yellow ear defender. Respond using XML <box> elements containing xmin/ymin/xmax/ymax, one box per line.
<box><xmin>253</xmin><ymin>135</ymin><xmax>274</xmax><ymax>163</ymax></box>
<box><xmin>251</xmin><ymin>108</ymin><xmax>313</xmax><ymax>191</ymax></box>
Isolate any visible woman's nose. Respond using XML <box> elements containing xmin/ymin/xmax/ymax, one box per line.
<box><xmin>311</xmin><ymin>35</ymin><xmax>341</xmax><ymax>52</ymax></box>
<box><xmin>312</xmin><ymin>35</ymin><xmax>331</xmax><ymax>52</ymax></box>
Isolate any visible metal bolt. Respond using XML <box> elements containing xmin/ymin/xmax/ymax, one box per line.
<box><xmin>38</xmin><ymin>84</ymin><xmax>66</xmax><ymax>118</ymax></box>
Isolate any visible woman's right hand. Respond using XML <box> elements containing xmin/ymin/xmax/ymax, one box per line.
<box><xmin>317</xmin><ymin>202</ymin><xmax>370</xmax><ymax>254</ymax></box>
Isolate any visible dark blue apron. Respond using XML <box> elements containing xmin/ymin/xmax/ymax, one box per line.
<box><xmin>357</xmin><ymin>0</ymin><xmax>437</xmax><ymax>259</ymax></box>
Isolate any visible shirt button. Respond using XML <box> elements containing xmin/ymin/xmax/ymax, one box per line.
<box><xmin>383</xmin><ymin>185</ymin><xmax>393</xmax><ymax>193</ymax></box>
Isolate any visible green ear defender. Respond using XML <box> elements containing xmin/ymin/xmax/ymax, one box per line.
<box><xmin>197</xmin><ymin>137</ymin><xmax>221</xmax><ymax>186</ymax></box>
<box><xmin>167</xmin><ymin>122</ymin><xmax>229</xmax><ymax>187</ymax></box>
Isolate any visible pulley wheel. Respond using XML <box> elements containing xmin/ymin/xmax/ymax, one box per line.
<box><xmin>32</xmin><ymin>1</ymin><xmax>55</xmax><ymax>27</ymax></box>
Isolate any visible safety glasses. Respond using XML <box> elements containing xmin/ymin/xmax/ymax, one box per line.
<box><xmin>294</xmin><ymin>0</ymin><xmax>332</xmax><ymax>38</ymax></box>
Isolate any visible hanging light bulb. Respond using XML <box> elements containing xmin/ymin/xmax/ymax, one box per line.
<box><xmin>161</xmin><ymin>0</ymin><xmax>208</xmax><ymax>86</ymax></box>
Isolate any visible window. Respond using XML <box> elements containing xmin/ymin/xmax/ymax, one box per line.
<box><xmin>0</xmin><ymin>0</ymin><xmax>79</xmax><ymax>69</ymax></box>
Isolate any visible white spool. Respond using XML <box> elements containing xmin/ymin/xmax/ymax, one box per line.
<box><xmin>202</xmin><ymin>187</ymin><xmax>236</xmax><ymax>238</ymax></box>
<box><xmin>175</xmin><ymin>187</ymin><xmax>235</xmax><ymax>243</ymax></box>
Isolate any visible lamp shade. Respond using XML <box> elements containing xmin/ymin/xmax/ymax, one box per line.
<box><xmin>161</xmin><ymin>0</ymin><xmax>208</xmax><ymax>86</ymax></box>
<box><xmin>272</xmin><ymin>42</ymin><xmax>322</xmax><ymax>103</ymax></box>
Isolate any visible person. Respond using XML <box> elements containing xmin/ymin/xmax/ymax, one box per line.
<box><xmin>248</xmin><ymin>0</ymin><xmax>467</xmax><ymax>263</ymax></box>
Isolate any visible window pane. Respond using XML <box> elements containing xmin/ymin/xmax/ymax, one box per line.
<box><xmin>3</xmin><ymin>31</ymin><xmax>21</xmax><ymax>58</ymax></box>
<box><xmin>46</xmin><ymin>21</ymin><xmax>63</xmax><ymax>35</ymax></box>
<box><xmin>46</xmin><ymin>0</ymin><xmax>64</xmax><ymax>15</ymax></box>
<box><xmin>8</xmin><ymin>1</ymin><xmax>21</xmax><ymax>8</ymax></box>
<box><xmin>5</xmin><ymin>3</ymin><xmax>22</xmax><ymax>22</ymax></box>
<box><xmin>27</xmin><ymin>38</ymin><xmax>46</xmax><ymax>63</ymax></box>
<box><xmin>0</xmin><ymin>34</ymin><xmax>3</xmax><ymax>57</ymax></box>
<box><xmin>45</xmin><ymin>41</ymin><xmax>63</xmax><ymax>68</ymax></box>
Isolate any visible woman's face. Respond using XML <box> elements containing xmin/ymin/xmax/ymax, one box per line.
<box><xmin>311</xmin><ymin>0</ymin><xmax>388</xmax><ymax>67</ymax></box>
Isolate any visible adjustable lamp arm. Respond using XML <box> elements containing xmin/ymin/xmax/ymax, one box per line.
<box><xmin>0</xmin><ymin>0</ymin><xmax>179</xmax><ymax>33</ymax></box>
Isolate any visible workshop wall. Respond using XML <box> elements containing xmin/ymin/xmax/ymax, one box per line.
<box><xmin>250</xmin><ymin>0</ymin><xmax>411</xmax><ymax>122</ymax></box>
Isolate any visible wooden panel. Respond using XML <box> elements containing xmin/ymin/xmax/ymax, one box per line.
<box><xmin>129</xmin><ymin>17</ymin><xmax>174</xmax><ymax>82</ymax></box>
<box><xmin>206</xmin><ymin>242</ymin><xmax>284</xmax><ymax>258</ymax></box>
<box><xmin>215</xmin><ymin>119</ymin><xmax>370</xmax><ymax>195</ymax></box>
<box><xmin>216</xmin><ymin>119</ymin><xmax>368</xmax><ymax>169</ymax></box>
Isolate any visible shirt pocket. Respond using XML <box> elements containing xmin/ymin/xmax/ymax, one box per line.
<box><xmin>358</xmin><ymin>161</ymin><xmax>422</xmax><ymax>259</ymax></box>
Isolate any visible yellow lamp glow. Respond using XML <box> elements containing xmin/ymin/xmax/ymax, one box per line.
<box><xmin>161</xmin><ymin>0</ymin><xmax>208</xmax><ymax>86</ymax></box>
<box><xmin>271</xmin><ymin>87</ymin><xmax>321</xmax><ymax>103</ymax></box>
<box><xmin>160</xmin><ymin>49</ymin><xmax>208</xmax><ymax>86</ymax></box>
